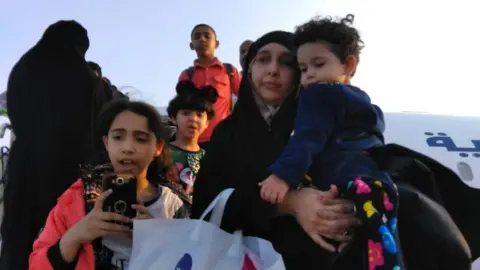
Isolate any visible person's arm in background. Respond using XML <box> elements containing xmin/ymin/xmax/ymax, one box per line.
<box><xmin>178</xmin><ymin>70</ymin><xmax>189</xmax><ymax>82</ymax></box>
<box><xmin>269</xmin><ymin>84</ymin><xmax>345</xmax><ymax>187</ymax></box>
<box><xmin>191</xmin><ymin>121</ymin><xmax>277</xmax><ymax>233</ymax></box>
<box><xmin>230</xmin><ymin>67</ymin><xmax>241</xmax><ymax>107</ymax></box>
<box><xmin>232</xmin><ymin>66</ymin><xmax>241</xmax><ymax>96</ymax></box>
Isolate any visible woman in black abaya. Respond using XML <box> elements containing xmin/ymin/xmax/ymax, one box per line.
<box><xmin>192</xmin><ymin>30</ymin><xmax>474</xmax><ymax>270</ymax></box>
<box><xmin>191</xmin><ymin>31</ymin><xmax>361</xmax><ymax>269</ymax></box>
<box><xmin>0</xmin><ymin>20</ymin><xmax>102</xmax><ymax>270</ymax></box>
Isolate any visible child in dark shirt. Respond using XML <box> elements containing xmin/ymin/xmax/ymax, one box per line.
<box><xmin>167</xmin><ymin>81</ymin><xmax>218</xmax><ymax>197</ymax></box>
<box><xmin>259</xmin><ymin>14</ymin><xmax>402</xmax><ymax>270</ymax></box>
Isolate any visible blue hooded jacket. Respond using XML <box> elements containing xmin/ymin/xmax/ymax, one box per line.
<box><xmin>269</xmin><ymin>83</ymin><xmax>388</xmax><ymax>190</ymax></box>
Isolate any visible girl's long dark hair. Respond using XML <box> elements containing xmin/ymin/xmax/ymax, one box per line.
<box><xmin>95</xmin><ymin>99</ymin><xmax>178</xmax><ymax>184</ymax></box>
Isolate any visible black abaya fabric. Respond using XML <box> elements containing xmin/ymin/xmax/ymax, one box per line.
<box><xmin>190</xmin><ymin>31</ymin><xmax>342</xmax><ymax>269</ymax></box>
<box><xmin>0</xmin><ymin>20</ymin><xmax>104</xmax><ymax>270</ymax></box>
<box><xmin>191</xmin><ymin>30</ymin><xmax>475</xmax><ymax>270</ymax></box>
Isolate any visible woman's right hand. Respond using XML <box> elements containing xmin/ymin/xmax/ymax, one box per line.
<box><xmin>287</xmin><ymin>186</ymin><xmax>360</xmax><ymax>252</ymax></box>
<box><xmin>63</xmin><ymin>189</ymin><xmax>132</xmax><ymax>245</ymax></box>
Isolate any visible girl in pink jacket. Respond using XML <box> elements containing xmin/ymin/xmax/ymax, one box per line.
<box><xmin>29</xmin><ymin>100</ymin><xmax>190</xmax><ymax>270</ymax></box>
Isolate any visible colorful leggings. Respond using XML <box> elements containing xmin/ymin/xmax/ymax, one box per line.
<box><xmin>343</xmin><ymin>176</ymin><xmax>402</xmax><ymax>270</ymax></box>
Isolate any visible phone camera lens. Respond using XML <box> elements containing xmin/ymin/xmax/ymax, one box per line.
<box><xmin>113</xmin><ymin>200</ymin><xmax>127</xmax><ymax>213</ymax></box>
<box><xmin>115</xmin><ymin>177</ymin><xmax>125</xmax><ymax>186</ymax></box>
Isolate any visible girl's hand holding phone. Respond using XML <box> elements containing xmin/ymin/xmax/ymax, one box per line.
<box><xmin>66</xmin><ymin>189</ymin><xmax>133</xmax><ymax>244</ymax></box>
<box><xmin>59</xmin><ymin>189</ymin><xmax>132</xmax><ymax>262</ymax></box>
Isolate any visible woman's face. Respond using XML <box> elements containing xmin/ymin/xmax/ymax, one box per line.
<box><xmin>250</xmin><ymin>43</ymin><xmax>296</xmax><ymax>105</ymax></box>
<box><xmin>103</xmin><ymin>111</ymin><xmax>163</xmax><ymax>176</ymax></box>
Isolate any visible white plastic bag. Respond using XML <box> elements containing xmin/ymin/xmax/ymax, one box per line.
<box><xmin>128</xmin><ymin>189</ymin><xmax>285</xmax><ymax>270</ymax></box>
<box><xmin>243</xmin><ymin>237</ymin><xmax>286</xmax><ymax>270</ymax></box>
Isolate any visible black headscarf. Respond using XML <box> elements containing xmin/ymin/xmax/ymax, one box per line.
<box><xmin>192</xmin><ymin>31</ymin><xmax>340</xmax><ymax>269</ymax></box>
<box><xmin>192</xmin><ymin>30</ymin><xmax>301</xmax><ymax>231</ymax></box>
<box><xmin>1</xmin><ymin>20</ymin><xmax>96</xmax><ymax>270</ymax></box>
<box><xmin>87</xmin><ymin>61</ymin><xmax>102</xmax><ymax>76</ymax></box>
<box><xmin>231</xmin><ymin>31</ymin><xmax>300</xmax><ymax>133</ymax></box>
<box><xmin>226</xmin><ymin>31</ymin><xmax>301</xmax><ymax>189</ymax></box>
<box><xmin>6</xmin><ymin>20</ymin><xmax>91</xmax><ymax>137</ymax></box>
<box><xmin>243</xmin><ymin>31</ymin><xmax>296</xmax><ymax>72</ymax></box>
<box><xmin>37</xmin><ymin>20</ymin><xmax>89</xmax><ymax>55</ymax></box>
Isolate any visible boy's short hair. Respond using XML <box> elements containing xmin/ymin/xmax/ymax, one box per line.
<box><xmin>293</xmin><ymin>14</ymin><xmax>364</xmax><ymax>65</ymax></box>
<box><xmin>87</xmin><ymin>61</ymin><xmax>102</xmax><ymax>76</ymax></box>
<box><xmin>167</xmin><ymin>81</ymin><xmax>219</xmax><ymax>120</ymax></box>
<box><xmin>191</xmin><ymin>24</ymin><xmax>216</xmax><ymax>38</ymax></box>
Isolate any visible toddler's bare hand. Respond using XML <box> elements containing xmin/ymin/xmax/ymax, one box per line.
<box><xmin>259</xmin><ymin>175</ymin><xmax>289</xmax><ymax>204</ymax></box>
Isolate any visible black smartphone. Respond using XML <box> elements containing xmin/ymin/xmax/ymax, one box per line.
<box><xmin>102</xmin><ymin>173</ymin><xmax>137</xmax><ymax>228</ymax></box>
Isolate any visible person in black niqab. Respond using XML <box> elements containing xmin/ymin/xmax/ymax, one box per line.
<box><xmin>85</xmin><ymin>60</ymin><xmax>129</xmax><ymax>164</ymax></box>
<box><xmin>87</xmin><ymin>61</ymin><xmax>102</xmax><ymax>77</ymax></box>
<box><xmin>0</xmin><ymin>20</ymin><xmax>100</xmax><ymax>270</ymax></box>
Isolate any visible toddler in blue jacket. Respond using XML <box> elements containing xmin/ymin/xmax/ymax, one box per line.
<box><xmin>259</xmin><ymin>14</ymin><xmax>402</xmax><ymax>270</ymax></box>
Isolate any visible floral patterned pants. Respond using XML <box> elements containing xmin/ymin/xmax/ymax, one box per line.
<box><xmin>344</xmin><ymin>176</ymin><xmax>402</xmax><ymax>270</ymax></box>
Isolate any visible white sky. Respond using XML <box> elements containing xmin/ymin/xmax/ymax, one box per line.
<box><xmin>0</xmin><ymin>0</ymin><xmax>479</xmax><ymax>147</ymax></box>
<box><xmin>336</xmin><ymin>0</ymin><xmax>479</xmax><ymax>116</ymax></box>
